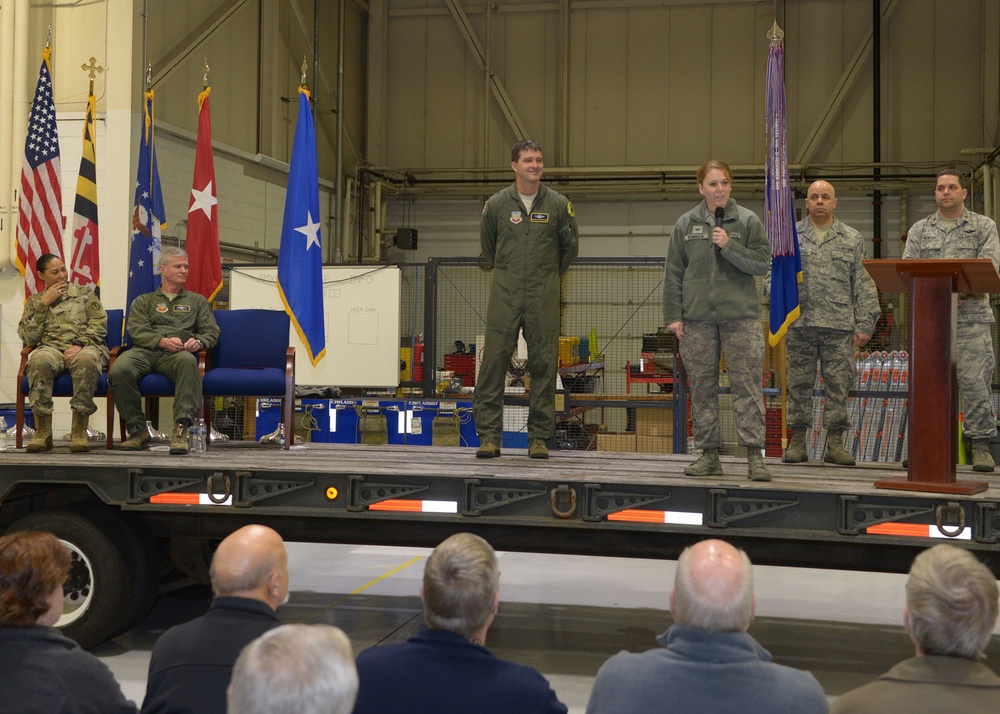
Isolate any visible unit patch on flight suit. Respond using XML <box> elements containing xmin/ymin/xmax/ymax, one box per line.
<box><xmin>156</xmin><ymin>303</ymin><xmax>168</xmax><ymax>313</ymax></box>
<box><xmin>510</xmin><ymin>211</ymin><xmax>523</xmax><ymax>225</ymax></box>
<box><xmin>567</xmin><ymin>201</ymin><xmax>575</xmax><ymax>218</ymax></box>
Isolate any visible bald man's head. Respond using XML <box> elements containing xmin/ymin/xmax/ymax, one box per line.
<box><xmin>671</xmin><ymin>539</ymin><xmax>754</xmax><ymax>632</ymax></box>
<box><xmin>210</xmin><ymin>525</ymin><xmax>289</xmax><ymax>610</ymax></box>
<box><xmin>804</xmin><ymin>180</ymin><xmax>837</xmax><ymax>228</ymax></box>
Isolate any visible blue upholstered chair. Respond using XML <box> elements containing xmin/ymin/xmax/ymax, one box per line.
<box><xmin>202</xmin><ymin>309</ymin><xmax>295</xmax><ymax>449</ymax></box>
<box><xmin>16</xmin><ymin>308</ymin><xmax>124</xmax><ymax>450</ymax></box>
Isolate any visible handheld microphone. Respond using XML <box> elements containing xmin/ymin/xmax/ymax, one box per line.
<box><xmin>714</xmin><ymin>206</ymin><xmax>725</xmax><ymax>255</ymax></box>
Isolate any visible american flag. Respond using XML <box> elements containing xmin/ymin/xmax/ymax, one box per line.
<box><xmin>126</xmin><ymin>89</ymin><xmax>165</xmax><ymax>341</ymax></box>
<box><xmin>17</xmin><ymin>46</ymin><xmax>64</xmax><ymax>297</ymax></box>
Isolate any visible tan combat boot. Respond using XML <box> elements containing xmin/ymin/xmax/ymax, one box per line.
<box><xmin>971</xmin><ymin>440</ymin><xmax>996</xmax><ymax>473</ymax></box>
<box><xmin>684</xmin><ymin>449</ymin><xmax>723</xmax><ymax>477</ymax></box>
<box><xmin>169</xmin><ymin>421</ymin><xmax>190</xmax><ymax>455</ymax></box>
<box><xmin>70</xmin><ymin>412</ymin><xmax>90</xmax><ymax>453</ymax></box>
<box><xmin>26</xmin><ymin>413</ymin><xmax>53</xmax><ymax>453</ymax></box>
<box><xmin>823</xmin><ymin>431</ymin><xmax>855</xmax><ymax>466</ymax></box>
<box><xmin>528</xmin><ymin>440</ymin><xmax>549</xmax><ymax>459</ymax></box>
<box><xmin>747</xmin><ymin>450</ymin><xmax>772</xmax><ymax>481</ymax></box>
<box><xmin>476</xmin><ymin>441</ymin><xmax>501</xmax><ymax>458</ymax></box>
<box><xmin>783</xmin><ymin>428</ymin><xmax>808</xmax><ymax>463</ymax></box>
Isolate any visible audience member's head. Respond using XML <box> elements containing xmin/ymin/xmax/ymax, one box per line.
<box><xmin>228</xmin><ymin>624</ymin><xmax>358</xmax><ymax>714</ymax></box>
<box><xmin>422</xmin><ymin>532</ymin><xmax>500</xmax><ymax>643</ymax></box>
<box><xmin>671</xmin><ymin>539</ymin><xmax>755</xmax><ymax>633</ymax></box>
<box><xmin>905</xmin><ymin>544</ymin><xmax>999</xmax><ymax>660</ymax></box>
<box><xmin>0</xmin><ymin>530</ymin><xmax>70</xmax><ymax>629</ymax></box>
<box><xmin>210</xmin><ymin>525</ymin><xmax>289</xmax><ymax>610</ymax></box>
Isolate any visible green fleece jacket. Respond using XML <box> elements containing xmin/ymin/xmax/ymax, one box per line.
<box><xmin>662</xmin><ymin>199</ymin><xmax>770</xmax><ymax>325</ymax></box>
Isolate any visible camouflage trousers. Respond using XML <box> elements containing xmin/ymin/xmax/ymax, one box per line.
<box><xmin>26</xmin><ymin>345</ymin><xmax>107</xmax><ymax>416</ymax></box>
<box><xmin>958</xmin><ymin>322</ymin><xmax>997</xmax><ymax>440</ymax></box>
<box><xmin>680</xmin><ymin>319</ymin><xmax>765</xmax><ymax>449</ymax></box>
<box><xmin>786</xmin><ymin>327</ymin><xmax>856</xmax><ymax>432</ymax></box>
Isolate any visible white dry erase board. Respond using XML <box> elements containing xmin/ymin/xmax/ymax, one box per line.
<box><xmin>228</xmin><ymin>265</ymin><xmax>401</xmax><ymax>387</ymax></box>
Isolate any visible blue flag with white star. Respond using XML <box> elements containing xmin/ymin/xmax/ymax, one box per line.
<box><xmin>277</xmin><ymin>88</ymin><xmax>326</xmax><ymax>366</ymax></box>
<box><xmin>127</xmin><ymin>89</ymin><xmax>166</xmax><ymax>342</ymax></box>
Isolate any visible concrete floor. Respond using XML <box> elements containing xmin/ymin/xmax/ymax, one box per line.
<box><xmin>97</xmin><ymin>542</ymin><xmax>1000</xmax><ymax>712</ymax></box>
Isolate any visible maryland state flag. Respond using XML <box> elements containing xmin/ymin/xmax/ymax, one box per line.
<box><xmin>277</xmin><ymin>87</ymin><xmax>326</xmax><ymax>366</ymax></box>
<box><xmin>186</xmin><ymin>86</ymin><xmax>222</xmax><ymax>301</ymax></box>
<box><xmin>69</xmin><ymin>93</ymin><xmax>100</xmax><ymax>292</ymax></box>
<box><xmin>765</xmin><ymin>26</ymin><xmax>801</xmax><ymax>347</ymax></box>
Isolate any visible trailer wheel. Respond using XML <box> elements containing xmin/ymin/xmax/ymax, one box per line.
<box><xmin>7</xmin><ymin>506</ymin><xmax>136</xmax><ymax>649</ymax></box>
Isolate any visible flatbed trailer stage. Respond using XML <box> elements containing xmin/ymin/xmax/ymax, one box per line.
<box><xmin>1</xmin><ymin>441</ymin><xmax>998</xmax><ymax>647</ymax></box>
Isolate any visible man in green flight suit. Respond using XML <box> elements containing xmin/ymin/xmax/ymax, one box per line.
<box><xmin>474</xmin><ymin>140</ymin><xmax>579</xmax><ymax>459</ymax></box>
<box><xmin>110</xmin><ymin>247</ymin><xmax>220</xmax><ymax>455</ymax></box>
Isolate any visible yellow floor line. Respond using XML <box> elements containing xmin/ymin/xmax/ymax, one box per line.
<box><xmin>300</xmin><ymin>555</ymin><xmax>425</xmax><ymax>622</ymax></box>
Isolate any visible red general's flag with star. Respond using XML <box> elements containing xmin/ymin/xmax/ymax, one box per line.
<box><xmin>186</xmin><ymin>86</ymin><xmax>222</xmax><ymax>301</ymax></box>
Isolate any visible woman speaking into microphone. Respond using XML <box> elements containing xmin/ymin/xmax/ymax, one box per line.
<box><xmin>662</xmin><ymin>160</ymin><xmax>772</xmax><ymax>481</ymax></box>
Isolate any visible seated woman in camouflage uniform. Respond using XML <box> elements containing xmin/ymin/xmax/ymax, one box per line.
<box><xmin>17</xmin><ymin>254</ymin><xmax>109</xmax><ymax>453</ymax></box>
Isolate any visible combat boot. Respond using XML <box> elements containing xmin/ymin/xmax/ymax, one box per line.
<box><xmin>823</xmin><ymin>431</ymin><xmax>855</xmax><ymax>466</ymax></box>
<box><xmin>684</xmin><ymin>449</ymin><xmax>723</xmax><ymax>477</ymax></box>
<box><xmin>26</xmin><ymin>413</ymin><xmax>53</xmax><ymax>453</ymax></box>
<box><xmin>971</xmin><ymin>440</ymin><xmax>996</xmax><ymax>473</ymax></box>
<box><xmin>69</xmin><ymin>412</ymin><xmax>90</xmax><ymax>453</ymax></box>
<box><xmin>528</xmin><ymin>440</ymin><xmax>549</xmax><ymax>459</ymax></box>
<box><xmin>476</xmin><ymin>442</ymin><xmax>500</xmax><ymax>458</ymax></box>
<box><xmin>169</xmin><ymin>421</ymin><xmax>190</xmax><ymax>455</ymax></box>
<box><xmin>783</xmin><ymin>428</ymin><xmax>808</xmax><ymax>463</ymax></box>
<box><xmin>747</xmin><ymin>450</ymin><xmax>772</xmax><ymax>482</ymax></box>
<box><xmin>120</xmin><ymin>429</ymin><xmax>151</xmax><ymax>451</ymax></box>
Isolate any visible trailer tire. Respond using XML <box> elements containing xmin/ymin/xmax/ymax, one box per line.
<box><xmin>6</xmin><ymin>506</ymin><xmax>136</xmax><ymax>649</ymax></box>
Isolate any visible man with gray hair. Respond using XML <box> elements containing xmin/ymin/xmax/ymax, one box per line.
<box><xmin>353</xmin><ymin>532</ymin><xmax>567</xmax><ymax>713</ymax></box>
<box><xmin>110</xmin><ymin>246</ymin><xmax>220</xmax><ymax>454</ymax></box>
<box><xmin>142</xmin><ymin>525</ymin><xmax>288</xmax><ymax>714</ymax></box>
<box><xmin>586</xmin><ymin>539</ymin><xmax>828</xmax><ymax>714</ymax></box>
<box><xmin>831</xmin><ymin>544</ymin><xmax>1000</xmax><ymax>713</ymax></box>
<box><xmin>227</xmin><ymin>624</ymin><xmax>358</xmax><ymax>714</ymax></box>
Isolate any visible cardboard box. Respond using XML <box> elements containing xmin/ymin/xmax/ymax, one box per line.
<box><xmin>636</xmin><ymin>407</ymin><xmax>675</xmax><ymax>438</ymax></box>
<box><xmin>637</xmin><ymin>435</ymin><xmax>674</xmax><ymax>453</ymax></box>
<box><xmin>596</xmin><ymin>433</ymin><xmax>637</xmax><ymax>453</ymax></box>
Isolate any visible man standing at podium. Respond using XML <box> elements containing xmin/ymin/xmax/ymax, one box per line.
<box><xmin>776</xmin><ymin>180</ymin><xmax>880</xmax><ymax>466</ymax></box>
<box><xmin>903</xmin><ymin>170</ymin><xmax>1000</xmax><ymax>472</ymax></box>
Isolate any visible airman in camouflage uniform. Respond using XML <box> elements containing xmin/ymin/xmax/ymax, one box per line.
<box><xmin>769</xmin><ymin>181</ymin><xmax>880</xmax><ymax>466</ymax></box>
<box><xmin>903</xmin><ymin>170</ymin><xmax>1000</xmax><ymax>472</ymax></box>
<box><xmin>664</xmin><ymin>161</ymin><xmax>772</xmax><ymax>481</ymax></box>
<box><xmin>17</xmin><ymin>254</ymin><xmax>110</xmax><ymax>453</ymax></box>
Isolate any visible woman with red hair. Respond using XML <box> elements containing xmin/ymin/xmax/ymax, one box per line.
<box><xmin>0</xmin><ymin>531</ymin><xmax>136</xmax><ymax>712</ymax></box>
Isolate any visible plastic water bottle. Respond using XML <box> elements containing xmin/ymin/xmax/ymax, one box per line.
<box><xmin>0</xmin><ymin>417</ymin><xmax>7</xmax><ymax>452</ymax></box>
<box><xmin>198</xmin><ymin>418</ymin><xmax>208</xmax><ymax>452</ymax></box>
<box><xmin>188</xmin><ymin>418</ymin><xmax>207</xmax><ymax>453</ymax></box>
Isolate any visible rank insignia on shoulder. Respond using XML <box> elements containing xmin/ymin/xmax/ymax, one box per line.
<box><xmin>173</xmin><ymin>304</ymin><xmax>191</xmax><ymax>312</ymax></box>
<box><xmin>530</xmin><ymin>212</ymin><xmax>549</xmax><ymax>223</ymax></box>
<box><xmin>156</xmin><ymin>303</ymin><xmax>168</xmax><ymax>313</ymax></box>
<box><xmin>567</xmin><ymin>201</ymin><xmax>575</xmax><ymax>218</ymax></box>
<box><xmin>510</xmin><ymin>211</ymin><xmax>523</xmax><ymax>224</ymax></box>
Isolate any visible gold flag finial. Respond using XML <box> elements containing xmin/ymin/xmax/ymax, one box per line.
<box><xmin>81</xmin><ymin>57</ymin><xmax>104</xmax><ymax>95</ymax></box>
<box><xmin>45</xmin><ymin>25</ymin><xmax>52</xmax><ymax>49</ymax></box>
<box><xmin>146</xmin><ymin>62</ymin><xmax>152</xmax><ymax>87</ymax></box>
<box><xmin>203</xmin><ymin>58</ymin><xmax>210</xmax><ymax>88</ymax></box>
<box><xmin>767</xmin><ymin>20</ymin><xmax>784</xmax><ymax>41</ymax></box>
<box><xmin>300</xmin><ymin>57</ymin><xmax>308</xmax><ymax>88</ymax></box>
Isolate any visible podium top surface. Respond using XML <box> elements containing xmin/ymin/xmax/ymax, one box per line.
<box><xmin>864</xmin><ymin>258</ymin><xmax>1000</xmax><ymax>294</ymax></box>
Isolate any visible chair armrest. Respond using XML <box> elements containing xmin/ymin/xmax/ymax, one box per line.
<box><xmin>16</xmin><ymin>345</ymin><xmax>35</xmax><ymax>383</ymax></box>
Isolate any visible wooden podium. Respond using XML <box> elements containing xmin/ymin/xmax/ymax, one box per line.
<box><xmin>864</xmin><ymin>259</ymin><xmax>1000</xmax><ymax>494</ymax></box>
